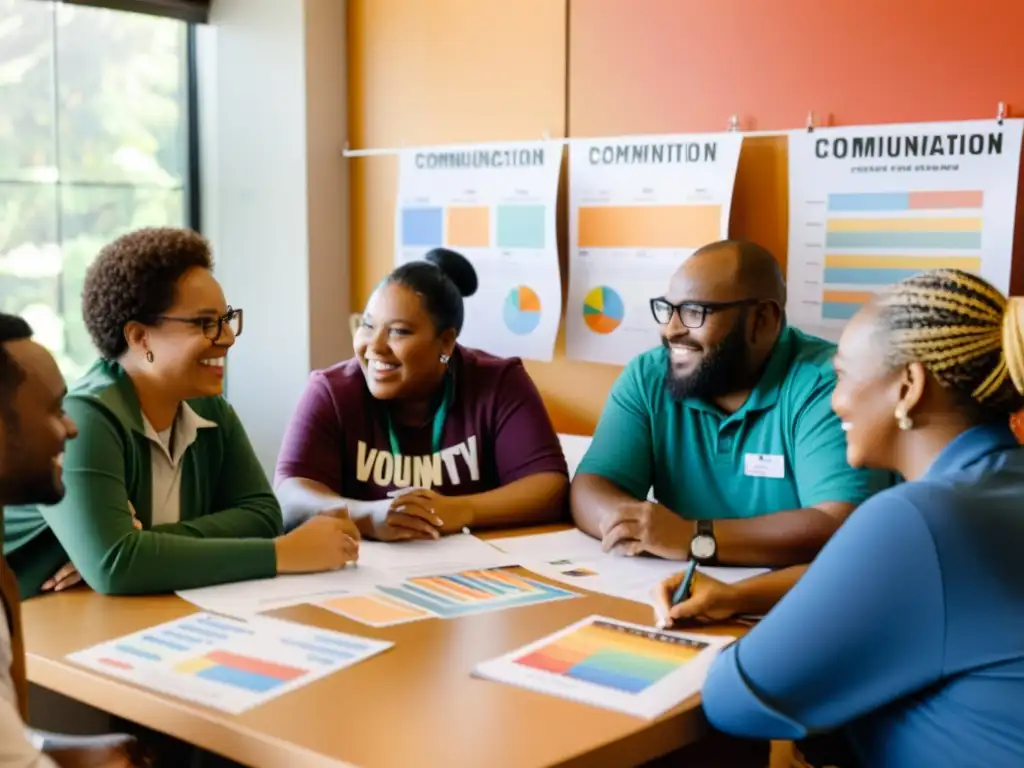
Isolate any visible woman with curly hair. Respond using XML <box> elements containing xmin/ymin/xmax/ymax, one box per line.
<box><xmin>3</xmin><ymin>228</ymin><xmax>359</xmax><ymax>598</ymax></box>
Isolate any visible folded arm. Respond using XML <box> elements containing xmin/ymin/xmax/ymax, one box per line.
<box><xmin>41</xmin><ymin>399</ymin><xmax>277</xmax><ymax>596</ymax></box>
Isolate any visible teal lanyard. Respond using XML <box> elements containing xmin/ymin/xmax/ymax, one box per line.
<box><xmin>384</xmin><ymin>373</ymin><xmax>453</xmax><ymax>456</ymax></box>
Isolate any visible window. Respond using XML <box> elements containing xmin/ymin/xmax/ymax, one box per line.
<box><xmin>0</xmin><ymin>0</ymin><xmax>193</xmax><ymax>380</ymax></box>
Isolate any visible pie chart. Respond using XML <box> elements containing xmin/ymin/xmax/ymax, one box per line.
<box><xmin>583</xmin><ymin>286</ymin><xmax>624</xmax><ymax>334</ymax></box>
<box><xmin>503</xmin><ymin>286</ymin><xmax>542</xmax><ymax>335</ymax></box>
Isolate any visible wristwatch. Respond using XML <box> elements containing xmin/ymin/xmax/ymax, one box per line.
<box><xmin>689</xmin><ymin>519</ymin><xmax>717</xmax><ymax>564</ymax></box>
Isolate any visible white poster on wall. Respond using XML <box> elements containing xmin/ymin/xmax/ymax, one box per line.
<box><xmin>393</xmin><ymin>140</ymin><xmax>563</xmax><ymax>362</ymax></box>
<box><xmin>564</xmin><ymin>133</ymin><xmax>743</xmax><ymax>366</ymax></box>
<box><xmin>786</xmin><ymin>118</ymin><xmax>1024</xmax><ymax>340</ymax></box>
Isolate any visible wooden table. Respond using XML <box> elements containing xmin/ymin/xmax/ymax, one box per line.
<box><xmin>20</xmin><ymin>527</ymin><xmax>746</xmax><ymax>768</ymax></box>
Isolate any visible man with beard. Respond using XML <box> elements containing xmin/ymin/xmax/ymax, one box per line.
<box><xmin>0</xmin><ymin>314</ymin><xmax>140</xmax><ymax>767</ymax></box>
<box><xmin>571</xmin><ymin>240</ymin><xmax>891</xmax><ymax>567</ymax></box>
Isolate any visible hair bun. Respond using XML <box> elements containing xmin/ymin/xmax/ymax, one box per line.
<box><xmin>1002</xmin><ymin>297</ymin><xmax>1024</xmax><ymax>395</ymax></box>
<box><xmin>424</xmin><ymin>248</ymin><xmax>478</xmax><ymax>298</ymax></box>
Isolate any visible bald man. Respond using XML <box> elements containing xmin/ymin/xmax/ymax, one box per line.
<box><xmin>571</xmin><ymin>240</ymin><xmax>891</xmax><ymax>567</ymax></box>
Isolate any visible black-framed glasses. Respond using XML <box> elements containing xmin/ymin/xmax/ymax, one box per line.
<box><xmin>156</xmin><ymin>306</ymin><xmax>244</xmax><ymax>342</ymax></box>
<box><xmin>649</xmin><ymin>297</ymin><xmax>760</xmax><ymax>328</ymax></box>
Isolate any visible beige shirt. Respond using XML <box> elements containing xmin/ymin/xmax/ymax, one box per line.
<box><xmin>141</xmin><ymin>403</ymin><xmax>218</xmax><ymax>526</ymax></box>
<box><xmin>0</xmin><ymin>601</ymin><xmax>55</xmax><ymax>768</ymax></box>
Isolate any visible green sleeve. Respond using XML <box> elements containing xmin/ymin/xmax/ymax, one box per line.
<box><xmin>41</xmin><ymin>398</ymin><xmax>277</xmax><ymax>596</ymax></box>
<box><xmin>791</xmin><ymin>375</ymin><xmax>892</xmax><ymax>507</ymax></box>
<box><xmin>575</xmin><ymin>357</ymin><xmax>654</xmax><ymax>500</ymax></box>
<box><xmin>151</xmin><ymin>402</ymin><xmax>283</xmax><ymax>540</ymax></box>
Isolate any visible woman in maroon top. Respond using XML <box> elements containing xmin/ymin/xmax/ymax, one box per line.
<box><xmin>275</xmin><ymin>249</ymin><xmax>568</xmax><ymax>541</ymax></box>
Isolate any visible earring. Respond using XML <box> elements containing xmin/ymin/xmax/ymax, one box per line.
<box><xmin>895</xmin><ymin>408</ymin><xmax>913</xmax><ymax>431</ymax></box>
<box><xmin>439</xmin><ymin>353</ymin><xmax>451</xmax><ymax>365</ymax></box>
<box><xmin>145</xmin><ymin>350</ymin><xmax>154</xmax><ymax>363</ymax></box>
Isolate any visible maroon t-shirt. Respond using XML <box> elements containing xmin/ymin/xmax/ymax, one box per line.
<box><xmin>275</xmin><ymin>345</ymin><xmax>567</xmax><ymax>500</ymax></box>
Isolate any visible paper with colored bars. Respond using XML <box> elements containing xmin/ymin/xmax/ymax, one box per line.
<box><xmin>316</xmin><ymin>567</ymin><xmax>577</xmax><ymax>627</ymax></box>
<box><xmin>473</xmin><ymin>615</ymin><xmax>732</xmax><ymax>719</ymax></box>
<box><xmin>67</xmin><ymin>613</ymin><xmax>391</xmax><ymax>714</ymax></box>
<box><xmin>565</xmin><ymin>133</ymin><xmax>742</xmax><ymax>365</ymax></box>
<box><xmin>786</xmin><ymin>119</ymin><xmax>1024</xmax><ymax>341</ymax></box>
<box><xmin>175</xmin><ymin>534</ymin><xmax>516</xmax><ymax>618</ymax></box>
<box><xmin>394</xmin><ymin>140</ymin><xmax>563</xmax><ymax>361</ymax></box>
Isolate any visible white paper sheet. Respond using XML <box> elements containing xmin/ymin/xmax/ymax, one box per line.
<box><xmin>394</xmin><ymin>140</ymin><xmax>563</xmax><ymax>361</ymax></box>
<box><xmin>176</xmin><ymin>535</ymin><xmax>515</xmax><ymax>617</ymax></box>
<box><xmin>490</xmin><ymin>529</ymin><xmax>769</xmax><ymax>605</ymax></box>
<box><xmin>67</xmin><ymin>613</ymin><xmax>391</xmax><ymax>715</ymax></box>
<box><xmin>473</xmin><ymin>615</ymin><xmax>732</xmax><ymax>719</ymax></box>
<box><xmin>564</xmin><ymin>133</ymin><xmax>743</xmax><ymax>365</ymax></box>
<box><xmin>786</xmin><ymin>119</ymin><xmax>1024</xmax><ymax>341</ymax></box>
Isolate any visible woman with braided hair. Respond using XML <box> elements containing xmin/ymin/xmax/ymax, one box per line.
<box><xmin>653</xmin><ymin>268</ymin><xmax>1024</xmax><ymax>767</ymax></box>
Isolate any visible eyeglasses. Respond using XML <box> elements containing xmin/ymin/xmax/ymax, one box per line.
<box><xmin>156</xmin><ymin>306</ymin><xmax>244</xmax><ymax>342</ymax></box>
<box><xmin>649</xmin><ymin>297</ymin><xmax>761</xmax><ymax>329</ymax></box>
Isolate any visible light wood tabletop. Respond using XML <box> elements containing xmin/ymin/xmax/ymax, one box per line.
<box><xmin>20</xmin><ymin>526</ymin><xmax>747</xmax><ymax>768</ymax></box>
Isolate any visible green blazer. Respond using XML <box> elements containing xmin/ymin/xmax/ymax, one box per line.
<box><xmin>2</xmin><ymin>360</ymin><xmax>281</xmax><ymax>598</ymax></box>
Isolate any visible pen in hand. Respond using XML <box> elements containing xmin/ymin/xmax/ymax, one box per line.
<box><xmin>659</xmin><ymin>559</ymin><xmax>698</xmax><ymax>629</ymax></box>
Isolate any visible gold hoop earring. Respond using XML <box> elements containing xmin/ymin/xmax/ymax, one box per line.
<box><xmin>895</xmin><ymin>408</ymin><xmax>913</xmax><ymax>431</ymax></box>
<box><xmin>145</xmin><ymin>350</ymin><xmax>154</xmax><ymax>363</ymax></box>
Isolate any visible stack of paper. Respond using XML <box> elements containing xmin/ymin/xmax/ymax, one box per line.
<box><xmin>490</xmin><ymin>529</ymin><xmax>769</xmax><ymax>605</ymax></box>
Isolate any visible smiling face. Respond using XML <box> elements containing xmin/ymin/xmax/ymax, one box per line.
<box><xmin>354</xmin><ymin>281</ymin><xmax>455</xmax><ymax>401</ymax></box>
<box><xmin>126</xmin><ymin>266</ymin><xmax>235</xmax><ymax>400</ymax></box>
<box><xmin>831</xmin><ymin>305</ymin><xmax>908</xmax><ymax>469</ymax></box>
<box><xmin>0</xmin><ymin>340</ymin><xmax>78</xmax><ymax>506</ymax></box>
<box><xmin>658</xmin><ymin>250</ymin><xmax>780</xmax><ymax>400</ymax></box>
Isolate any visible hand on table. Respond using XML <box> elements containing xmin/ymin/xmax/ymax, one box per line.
<box><xmin>599</xmin><ymin>500</ymin><xmax>691</xmax><ymax>560</ymax></box>
<box><xmin>651</xmin><ymin>570</ymin><xmax>740</xmax><ymax>628</ymax></box>
<box><xmin>275</xmin><ymin>508</ymin><xmax>360</xmax><ymax>573</ymax></box>
<box><xmin>42</xmin><ymin>504</ymin><xmax>143</xmax><ymax>592</ymax></box>
<box><xmin>362</xmin><ymin>489</ymin><xmax>469</xmax><ymax>541</ymax></box>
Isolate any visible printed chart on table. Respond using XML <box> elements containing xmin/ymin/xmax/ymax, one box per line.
<box><xmin>786</xmin><ymin>119</ymin><xmax>1024</xmax><ymax>341</ymax></box>
<box><xmin>565</xmin><ymin>133</ymin><xmax>742</xmax><ymax>366</ymax></box>
<box><xmin>490</xmin><ymin>529</ymin><xmax>769</xmax><ymax>605</ymax></box>
<box><xmin>67</xmin><ymin>613</ymin><xmax>391</xmax><ymax>714</ymax></box>
<box><xmin>317</xmin><ymin>567</ymin><xmax>577</xmax><ymax>627</ymax></box>
<box><xmin>394</xmin><ymin>140</ymin><xmax>563</xmax><ymax>361</ymax></box>
<box><xmin>473</xmin><ymin>615</ymin><xmax>732</xmax><ymax>719</ymax></box>
<box><xmin>175</xmin><ymin>534</ymin><xmax>517</xmax><ymax>618</ymax></box>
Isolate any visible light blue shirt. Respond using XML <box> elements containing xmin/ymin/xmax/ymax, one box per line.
<box><xmin>701</xmin><ymin>423</ymin><xmax>1024</xmax><ymax>767</ymax></box>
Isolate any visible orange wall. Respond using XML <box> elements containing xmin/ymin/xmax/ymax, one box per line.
<box><xmin>349</xmin><ymin>0</ymin><xmax>1024</xmax><ymax>435</ymax></box>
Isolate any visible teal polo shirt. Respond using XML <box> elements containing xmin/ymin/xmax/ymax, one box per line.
<box><xmin>578</xmin><ymin>326</ymin><xmax>890</xmax><ymax>519</ymax></box>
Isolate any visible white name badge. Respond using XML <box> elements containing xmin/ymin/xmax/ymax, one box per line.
<box><xmin>744</xmin><ymin>453</ymin><xmax>786</xmax><ymax>479</ymax></box>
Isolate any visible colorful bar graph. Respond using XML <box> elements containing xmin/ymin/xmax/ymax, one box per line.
<box><xmin>827</xmin><ymin>191</ymin><xmax>984</xmax><ymax>212</ymax></box>
<box><xmin>496</xmin><ymin>204</ymin><xmax>546</xmax><ymax>249</ymax></box>
<box><xmin>374</xmin><ymin>568</ymin><xmax>575</xmax><ymax>619</ymax></box>
<box><xmin>401</xmin><ymin>207</ymin><xmax>443</xmax><ymax>247</ymax></box>
<box><xmin>174</xmin><ymin>650</ymin><xmax>307</xmax><ymax>694</ymax></box>
<box><xmin>445</xmin><ymin>206</ymin><xmax>490</xmax><ymax>247</ymax></box>
<box><xmin>577</xmin><ymin>204</ymin><xmax>721</xmax><ymax>249</ymax></box>
<box><xmin>514</xmin><ymin>619</ymin><xmax>704</xmax><ymax>694</ymax></box>
<box><xmin>320</xmin><ymin>594</ymin><xmax>436</xmax><ymax>627</ymax></box>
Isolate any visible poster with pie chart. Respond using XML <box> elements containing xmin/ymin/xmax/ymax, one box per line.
<box><xmin>394</xmin><ymin>139</ymin><xmax>563</xmax><ymax>362</ymax></box>
<box><xmin>565</xmin><ymin>133</ymin><xmax>741</xmax><ymax>365</ymax></box>
<box><xmin>583</xmin><ymin>286</ymin><xmax>624</xmax><ymax>335</ymax></box>
<box><xmin>504</xmin><ymin>286</ymin><xmax>543</xmax><ymax>336</ymax></box>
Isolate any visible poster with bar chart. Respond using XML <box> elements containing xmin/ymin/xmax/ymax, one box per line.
<box><xmin>473</xmin><ymin>615</ymin><xmax>733</xmax><ymax>719</ymax></box>
<box><xmin>787</xmin><ymin>119</ymin><xmax>1023</xmax><ymax>340</ymax></box>
<box><xmin>67</xmin><ymin>613</ymin><xmax>391</xmax><ymax>714</ymax></box>
<box><xmin>565</xmin><ymin>133</ymin><xmax>742</xmax><ymax>365</ymax></box>
<box><xmin>394</xmin><ymin>140</ymin><xmax>563</xmax><ymax>361</ymax></box>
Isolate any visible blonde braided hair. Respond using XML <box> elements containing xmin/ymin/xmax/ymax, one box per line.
<box><xmin>876</xmin><ymin>269</ymin><xmax>1024</xmax><ymax>416</ymax></box>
